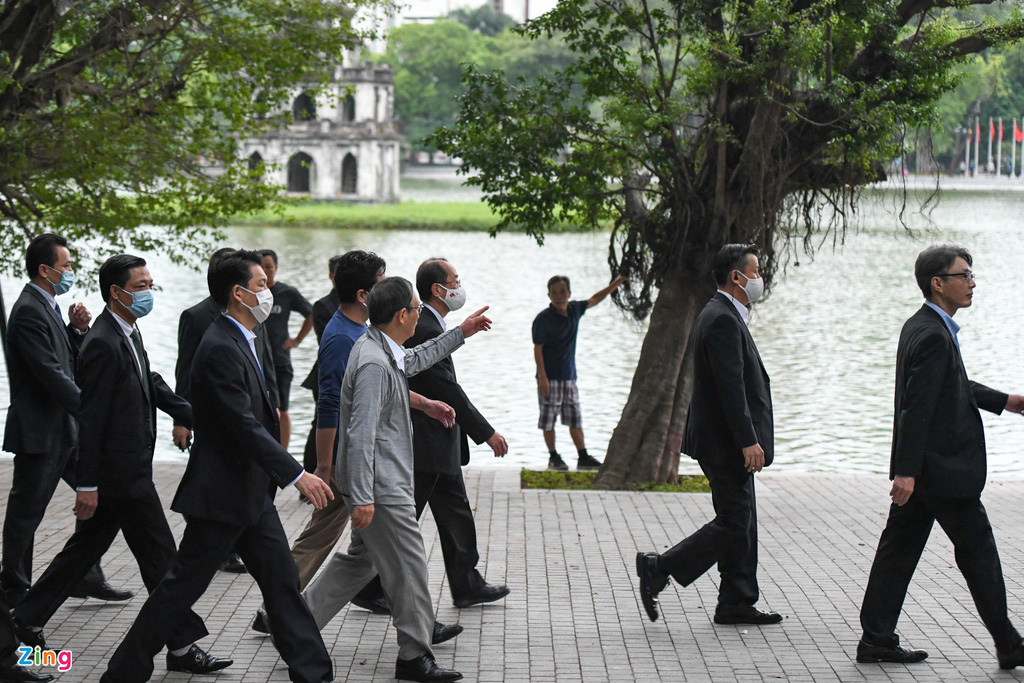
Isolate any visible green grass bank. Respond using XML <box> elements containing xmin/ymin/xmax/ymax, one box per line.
<box><xmin>233</xmin><ymin>200</ymin><xmax>499</xmax><ymax>231</ymax></box>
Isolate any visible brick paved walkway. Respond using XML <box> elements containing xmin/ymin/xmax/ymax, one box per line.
<box><xmin>5</xmin><ymin>461</ymin><xmax>1024</xmax><ymax>682</ymax></box>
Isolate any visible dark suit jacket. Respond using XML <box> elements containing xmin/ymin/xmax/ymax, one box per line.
<box><xmin>172</xmin><ymin>316</ymin><xmax>303</xmax><ymax>527</ymax></box>
<box><xmin>890</xmin><ymin>305</ymin><xmax>1006</xmax><ymax>498</ymax></box>
<box><xmin>300</xmin><ymin>289</ymin><xmax>339</xmax><ymax>392</ymax></box>
<box><xmin>175</xmin><ymin>296</ymin><xmax>279</xmax><ymax>417</ymax></box>
<box><xmin>75</xmin><ymin>309</ymin><xmax>192</xmax><ymax>497</ymax></box>
<box><xmin>683</xmin><ymin>292</ymin><xmax>774</xmax><ymax>467</ymax></box>
<box><xmin>405</xmin><ymin>308</ymin><xmax>493</xmax><ymax>474</ymax></box>
<box><xmin>2</xmin><ymin>284</ymin><xmax>84</xmax><ymax>455</ymax></box>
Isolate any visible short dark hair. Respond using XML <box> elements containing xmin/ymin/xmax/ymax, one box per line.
<box><xmin>208</xmin><ymin>247</ymin><xmax>236</xmax><ymax>277</ymax></box>
<box><xmin>334</xmin><ymin>250</ymin><xmax>387</xmax><ymax>303</ymax></box>
<box><xmin>547</xmin><ymin>275</ymin><xmax>571</xmax><ymax>292</ymax></box>
<box><xmin>209</xmin><ymin>249</ymin><xmax>262</xmax><ymax>309</ymax></box>
<box><xmin>25</xmin><ymin>233</ymin><xmax>68</xmax><ymax>279</ymax></box>
<box><xmin>416</xmin><ymin>258</ymin><xmax>450</xmax><ymax>302</ymax></box>
<box><xmin>915</xmin><ymin>245</ymin><xmax>973</xmax><ymax>299</ymax></box>
<box><xmin>712</xmin><ymin>244</ymin><xmax>758</xmax><ymax>286</ymax></box>
<box><xmin>99</xmin><ymin>254</ymin><xmax>147</xmax><ymax>303</ymax></box>
<box><xmin>328</xmin><ymin>254</ymin><xmax>343</xmax><ymax>276</ymax></box>
<box><xmin>368</xmin><ymin>276</ymin><xmax>414</xmax><ymax>326</ymax></box>
<box><xmin>258</xmin><ymin>249</ymin><xmax>278</xmax><ymax>266</ymax></box>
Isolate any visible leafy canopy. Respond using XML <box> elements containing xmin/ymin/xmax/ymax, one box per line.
<box><xmin>0</xmin><ymin>0</ymin><xmax>383</xmax><ymax>273</ymax></box>
<box><xmin>432</xmin><ymin>0</ymin><xmax>1024</xmax><ymax>318</ymax></box>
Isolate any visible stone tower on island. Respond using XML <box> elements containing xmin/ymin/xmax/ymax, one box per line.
<box><xmin>243</xmin><ymin>59</ymin><xmax>401</xmax><ymax>203</ymax></box>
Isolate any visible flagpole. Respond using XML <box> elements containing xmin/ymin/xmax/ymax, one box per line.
<box><xmin>987</xmin><ymin>117</ymin><xmax>993</xmax><ymax>173</ymax></box>
<box><xmin>1012</xmin><ymin>122</ymin><xmax>1016</xmax><ymax>179</ymax></box>
<box><xmin>975</xmin><ymin>117</ymin><xmax>980</xmax><ymax>176</ymax></box>
<box><xmin>965</xmin><ymin>123</ymin><xmax>971</xmax><ymax>172</ymax></box>
<box><xmin>997</xmin><ymin>118</ymin><xmax>1003</xmax><ymax>177</ymax></box>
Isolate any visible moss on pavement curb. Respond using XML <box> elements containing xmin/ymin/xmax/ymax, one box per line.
<box><xmin>520</xmin><ymin>468</ymin><xmax>711</xmax><ymax>493</ymax></box>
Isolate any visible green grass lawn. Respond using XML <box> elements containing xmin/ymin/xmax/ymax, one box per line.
<box><xmin>520</xmin><ymin>469</ymin><xmax>711</xmax><ymax>493</ymax></box>
<box><xmin>234</xmin><ymin>200</ymin><xmax>499</xmax><ymax>231</ymax></box>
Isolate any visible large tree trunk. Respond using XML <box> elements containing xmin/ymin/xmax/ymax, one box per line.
<box><xmin>595</xmin><ymin>268</ymin><xmax>713</xmax><ymax>488</ymax></box>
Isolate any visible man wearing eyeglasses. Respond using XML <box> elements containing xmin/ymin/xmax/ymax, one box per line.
<box><xmin>300</xmin><ymin>277</ymin><xmax>493</xmax><ymax>682</ymax></box>
<box><xmin>856</xmin><ymin>245</ymin><xmax>1024</xmax><ymax>669</ymax></box>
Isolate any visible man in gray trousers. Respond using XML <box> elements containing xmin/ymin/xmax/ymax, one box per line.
<box><xmin>301</xmin><ymin>276</ymin><xmax>493</xmax><ymax>683</ymax></box>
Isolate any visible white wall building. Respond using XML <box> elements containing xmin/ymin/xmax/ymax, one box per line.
<box><xmin>243</xmin><ymin>61</ymin><xmax>401</xmax><ymax>203</ymax></box>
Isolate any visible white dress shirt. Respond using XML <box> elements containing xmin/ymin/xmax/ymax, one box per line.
<box><xmin>224</xmin><ymin>314</ymin><xmax>302</xmax><ymax>489</ymax></box>
<box><xmin>424</xmin><ymin>302</ymin><xmax>447</xmax><ymax>332</ymax></box>
<box><xmin>718</xmin><ymin>289</ymin><xmax>750</xmax><ymax>324</ymax></box>
<box><xmin>382</xmin><ymin>330</ymin><xmax>407</xmax><ymax>372</ymax></box>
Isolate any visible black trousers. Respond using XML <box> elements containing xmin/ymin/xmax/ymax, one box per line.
<box><xmin>105</xmin><ymin>506</ymin><xmax>332</xmax><ymax>683</ymax></box>
<box><xmin>860</xmin><ymin>490</ymin><xmax>1022</xmax><ymax>653</ymax></box>
<box><xmin>361</xmin><ymin>468</ymin><xmax>487</xmax><ymax>602</ymax></box>
<box><xmin>1</xmin><ymin>448</ymin><xmax>105</xmax><ymax>603</ymax></box>
<box><xmin>658</xmin><ymin>458</ymin><xmax>759</xmax><ymax>606</ymax></box>
<box><xmin>14</xmin><ymin>485</ymin><xmax>207</xmax><ymax>650</ymax></box>
<box><xmin>0</xmin><ymin>592</ymin><xmax>19</xmax><ymax>671</ymax></box>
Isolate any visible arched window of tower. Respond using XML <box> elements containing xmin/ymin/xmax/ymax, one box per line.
<box><xmin>342</xmin><ymin>153</ymin><xmax>358</xmax><ymax>195</ymax></box>
<box><xmin>288</xmin><ymin>152</ymin><xmax>314</xmax><ymax>193</ymax></box>
<box><xmin>292</xmin><ymin>92</ymin><xmax>316</xmax><ymax>121</ymax></box>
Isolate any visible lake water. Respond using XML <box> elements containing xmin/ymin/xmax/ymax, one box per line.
<box><xmin>1</xmin><ymin>189</ymin><xmax>1023</xmax><ymax>478</ymax></box>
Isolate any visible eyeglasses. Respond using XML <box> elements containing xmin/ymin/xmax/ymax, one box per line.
<box><xmin>407</xmin><ymin>303</ymin><xmax>424</xmax><ymax>314</ymax></box>
<box><xmin>936</xmin><ymin>271</ymin><xmax>976</xmax><ymax>282</ymax></box>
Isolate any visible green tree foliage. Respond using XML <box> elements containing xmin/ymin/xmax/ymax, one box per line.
<box><xmin>450</xmin><ymin>3</ymin><xmax>517</xmax><ymax>36</ymax></box>
<box><xmin>430</xmin><ymin>0</ymin><xmax>1024</xmax><ymax>486</ymax></box>
<box><xmin>381</xmin><ymin>15</ymin><xmax>573</xmax><ymax>152</ymax></box>
<box><xmin>0</xmin><ymin>0</ymin><xmax>378</xmax><ymax>272</ymax></box>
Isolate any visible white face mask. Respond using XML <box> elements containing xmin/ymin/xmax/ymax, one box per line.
<box><xmin>437</xmin><ymin>283</ymin><xmax>466</xmax><ymax>311</ymax></box>
<box><xmin>240</xmin><ymin>286</ymin><xmax>274</xmax><ymax>323</ymax></box>
<box><xmin>736</xmin><ymin>271</ymin><xmax>764</xmax><ymax>304</ymax></box>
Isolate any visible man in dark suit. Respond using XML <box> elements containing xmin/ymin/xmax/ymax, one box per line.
<box><xmin>175</xmin><ymin>247</ymin><xmax>279</xmax><ymax>574</ymax></box>
<box><xmin>636</xmin><ymin>244</ymin><xmax>782</xmax><ymax>626</ymax></box>
<box><xmin>102</xmin><ymin>249</ymin><xmax>335</xmax><ymax>683</ymax></box>
<box><xmin>12</xmin><ymin>255</ymin><xmax>231</xmax><ymax>675</ymax></box>
<box><xmin>1</xmin><ymin>233</ymin><xmax>129</xmax><ymax>607</ymax></box>
<box><xmin>856</xmin><ymin>245</ymin><xmax>1024</xmax><ymax>668</ymax></box>
<box><xmin>360</xmin><ymin>258</ymin><xmax>510</xmax><ymax>609</ymax></box>
<box><xmin>300</xmin><ymin>254</ymin><xmax>342</xmax><ymax>473</ymax></box>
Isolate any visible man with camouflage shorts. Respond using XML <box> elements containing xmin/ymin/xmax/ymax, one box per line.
<box><xmin>532</xmin><ymin>274</ymin><xmax>627</xmax><ymax>471</ymax></box>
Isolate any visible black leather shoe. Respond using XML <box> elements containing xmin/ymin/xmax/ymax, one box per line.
<box><xmin>432</xmin><ymin>621</ymin><xmax>463</xmax><ymax>645</ymax></box>
<box><xmin>218</xmin><ymin>552</ymin><xmax>247</xmax><ymax>574</ymax></box>
<box><xmin>252</xmin><ymin>608</ymin><xmax>270</xmax><ymax>634</ymax></box>
<box><xmin>855</xmin><ymin>639</ymin><xmax>928</xmax><ymax>664</ymax></box>
<box><xmin>166</xmin><ymin>644</ymin><xmax>233</xmax><ymax>674</ymax></box>
<box><xmin>12</xmin><ymin>617</ymin><xmax>46</xmax><ymax>650</ymax></box>
<box><xmin>997</xmin><ymin>640</ymin><xmax>1024</xmax><ymax>669</ymax></box>
<box><xmin>395</xmin><ymin>655</ymin><xmax>463</xmax><ymax>682</ymax></box>
<box><xmin>0</xmin><ymin>665</ymin><xmax>54</xmax><ymax>682</ymax></box>
<box><xmin>453</xmin><ymin>583</ymin><xmax>510</xmax><ymax>608</ymax></box>
<box><xmin>351</xmin><ymin>594</ymin><xmax>390</xmax><ymax>615</ymax></box>
<box><xmin>636</xmin><ymin>552</ymin><xmax>669</xmax><ymax>622</ymax></box>
<box><xmin>713</xmin><ymin>603</ymin><xmax>783</xmax><ymax>625</ymax></box>
<box><xmin>69</xmin><ymin>579</ymin><xmax>133</xmax><ymax>601</ymax></box>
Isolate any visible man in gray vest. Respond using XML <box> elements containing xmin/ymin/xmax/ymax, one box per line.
<box><xmin>301</xmin><ymin>276</ymin><xmax>493</xmax><ymax>682</ymax></box>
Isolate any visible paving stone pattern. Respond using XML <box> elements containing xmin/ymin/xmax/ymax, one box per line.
<box><xmin>6</xmin><ymin>462</ymin><xmax>1024</xmax><ymax>682</ymax></box>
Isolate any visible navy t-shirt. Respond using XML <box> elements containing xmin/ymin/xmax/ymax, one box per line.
<box><xmin>532</xmin><ymin>300</ymin><xmax>588</xmax><ymax>381</ymax></box>
<box><xmin>316</xmin><ymin>310</ymin><xmax>367</xmax><ymax>430</ymax></box>
<box><xmin>265</xmin><ymin>282</ymin><xmax>314</xmax><ymax>368</ymax></box>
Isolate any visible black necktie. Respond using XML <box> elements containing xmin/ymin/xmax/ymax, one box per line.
<box><xmin>55</xmin><ymin>304</ymin><xmax>64</xmax><ymax>325</ymax></box>
<box><xmin>130</xmin><ymin>328</ymin><xmax>152</xmax><ymax>405</ymax></box>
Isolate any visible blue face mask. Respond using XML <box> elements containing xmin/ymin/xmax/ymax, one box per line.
<box><xmin>43</xmin><ymin>265</ymin><xmax>76</xmax><ymax>296</ymax></box>
<box><xmin>116</xmin><ymin>287</ymin><xmax>155</xmax><ymax>318</ymax></box>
